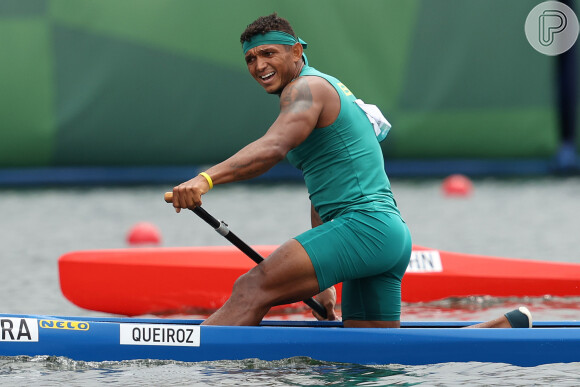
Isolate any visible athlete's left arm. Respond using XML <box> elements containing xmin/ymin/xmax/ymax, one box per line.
<box><xmin>310</xmin><ymin>202</ymin><xmax>323</xmax><ymax>228</ymax></box>
<box><xmin>313</xmin><ymin>286</ymin><xmax>338</xmax><ymax>321</ymax></box>
<box><xmin>310</xmin><ymin>202</ymin><xmax>338</xmax><ymax>320</ymax></box>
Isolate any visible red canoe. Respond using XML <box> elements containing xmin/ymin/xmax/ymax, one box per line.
<box><xmin>58</xmin><ymin>245</ymin><xmax>580</xmax><ymax>316</ymax></box>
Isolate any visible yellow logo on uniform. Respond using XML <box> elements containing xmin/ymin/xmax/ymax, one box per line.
<box><xmin>39</xmin><ymin>320</ymin><xmax>90</xmax><ymax>331</ymax></box>
<box><xmin>337</xmin><ymin>82</ymin><xmax>352</xmax><ymax>96</ymax></box>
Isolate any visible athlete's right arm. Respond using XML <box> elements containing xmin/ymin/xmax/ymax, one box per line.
<box><xmin>172</xmin><ymin>77</ymin><xmax>325</xmax><ymax>210</ymax></box>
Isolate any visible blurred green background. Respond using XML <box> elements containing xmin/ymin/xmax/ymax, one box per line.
<box><xmin>0</xmin><ymin>0</ymin><xmax>576</xmax><ymax>176</ymax></box>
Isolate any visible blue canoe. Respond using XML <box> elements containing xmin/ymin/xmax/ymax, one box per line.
<box><xmin>1</xmin><ymin>314</ymin><xmax>580</xmax><ymax>367</ymax></box>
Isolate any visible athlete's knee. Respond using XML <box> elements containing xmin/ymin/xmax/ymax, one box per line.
<box><xmin>230</xmin><ymin>267</ymin><xmax>271</xmax><ymax>307</ymax></box>
<box><xmin>231</xmin><ymin>272</ymin><xmax>257</xmax><ymax>296</ymax></box>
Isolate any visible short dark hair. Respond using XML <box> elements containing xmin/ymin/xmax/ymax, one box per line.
<box><xmin>240</xmin><ymin>13</ymin><xmax>296</xmax><ymax>44</ymax></box>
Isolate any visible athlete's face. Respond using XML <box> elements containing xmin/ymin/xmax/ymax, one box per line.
<box><xmin>244</xmin><ymin>43</ymin><xmax>302</xmax><ymax>95</ymax></box>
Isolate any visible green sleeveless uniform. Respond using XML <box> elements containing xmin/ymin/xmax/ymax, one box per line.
<box><xmin>287</xmin><ymin>65</ymin><xmax>412</xmax><ymax>322</ymax></box>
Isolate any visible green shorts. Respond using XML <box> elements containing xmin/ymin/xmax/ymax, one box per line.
<box><xmin>294</xmin><ymin>211</ymin><xmax>412</xmax><ymax>321</ymax></box>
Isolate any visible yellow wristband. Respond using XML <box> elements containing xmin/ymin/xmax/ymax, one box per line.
<box><xmin>199</xmin><ymin>172</ymin><xmax>213</xmax><ymax>190</ymax></box>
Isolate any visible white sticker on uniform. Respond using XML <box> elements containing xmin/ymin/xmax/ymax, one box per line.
<box><xmin>120</xmin><ymin>324</ymin><xmax>200</xmax><ymax>347</ymax></box>
<box><xmin>406</xmin><ymin>250</ymin><xmax>443</xmax><ymax>272</ymax></box>
<box><xmin>0</xmin><ymin>318</ymin><xmax>39</xmax><ymax>342</ymax></box>
<box><xmin>354</xmin><ymin>99</ymin><xmax>391</xmax><ymax>142</ymax></box>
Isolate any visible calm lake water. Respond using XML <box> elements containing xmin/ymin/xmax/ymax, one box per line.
<box><xmin>1</xmin><ymin>176</ymin><xmax>580</xmax><ymax>385</ymax></box>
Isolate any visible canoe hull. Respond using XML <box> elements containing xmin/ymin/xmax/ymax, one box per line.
<box><xmin>1</xmin><ymin>314</ymin><xmax>580</xmax><ymax>366</ymax></box>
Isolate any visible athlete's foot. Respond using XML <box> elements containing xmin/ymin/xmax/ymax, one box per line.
<box><xmin>465</xmin><ymin>306</ymin><xmax>532</xmax><ymax>328</ymax></box>
<box><xmin>504</xmin><ymin>306</ymin><xmax>533</xmax><ymax>328</ymax></box>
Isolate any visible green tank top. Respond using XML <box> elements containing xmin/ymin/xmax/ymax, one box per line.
<box><xmin>286</xmin><ymin>65</ymin><xmax>400</xmax><ymax>222</ymax></box>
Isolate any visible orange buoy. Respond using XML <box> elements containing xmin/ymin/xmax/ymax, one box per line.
<box><xmin>127</xmin><ymin>222</ymin><xmax>161</xmax><ymax>246</ymax></box>
<box><xmin>442</xmin><ymin>174</ymin><xmax>473</xmax><ymax>197</ymax></box>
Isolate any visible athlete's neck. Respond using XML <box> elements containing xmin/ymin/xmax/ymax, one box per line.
<box><xmin>276</xmin><ymin>60</ymin><xmax>305</xmax><ymax>96</ymax></box>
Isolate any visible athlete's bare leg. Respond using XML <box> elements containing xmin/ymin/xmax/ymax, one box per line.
<box><xmin>202</xmin><ymin>239</ymin><xmax>320</xmax><ymax>326</ymax></box>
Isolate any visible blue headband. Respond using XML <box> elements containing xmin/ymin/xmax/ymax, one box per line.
<box><xmin>242</xmin><ymin>31</ymin><xmax>308</xmax><ymax>54</ymax></box>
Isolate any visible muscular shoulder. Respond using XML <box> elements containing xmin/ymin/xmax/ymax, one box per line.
<box><xmin>280</xmin><ymin>76</ymin><xmax>338</xmax><ymax>119</ymax></box>
<box><xmin>279</xmin><ymin>77</ymin><xmax>314</xmax><ymax>114</ymax></box>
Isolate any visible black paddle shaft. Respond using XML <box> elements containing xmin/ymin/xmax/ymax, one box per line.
<box><xmin>190</xmin><ymin>206</ymin><xmax>328</xmax><ymax>319</ymax></box>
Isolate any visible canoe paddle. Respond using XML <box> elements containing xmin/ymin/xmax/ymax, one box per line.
<box><xmin>164</xmin><ymin>192</ymin><xmax>328</xmax><ymax>319</ymax></box>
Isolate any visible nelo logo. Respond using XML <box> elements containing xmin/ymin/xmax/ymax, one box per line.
<box><xmin>39</xmin><ymin>320</ymin><xmax>90</xmax><ymax>331</ymax></box>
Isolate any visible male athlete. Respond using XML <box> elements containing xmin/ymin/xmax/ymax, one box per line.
<box><xmin>171</xmin><ymin>13</ymin><xmax>531</xmax><ymax>329</ymax></box>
